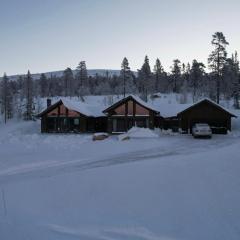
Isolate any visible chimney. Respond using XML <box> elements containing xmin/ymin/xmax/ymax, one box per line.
<box><xmin>47</xmin><ymin>98</ymin><xmax>52</xmax><ymax>108</ymax></box>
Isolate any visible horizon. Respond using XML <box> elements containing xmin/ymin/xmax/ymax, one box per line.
<box><xmin>1</xmin><ymin>0</ymin><xmax>240</xmax><ymax>76</ymax></box>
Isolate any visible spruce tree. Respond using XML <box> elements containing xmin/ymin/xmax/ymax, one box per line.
<box><xmin>25</xmin><ymin>70</ymin><xmax>34</xmax><ymax>120</ymax></box>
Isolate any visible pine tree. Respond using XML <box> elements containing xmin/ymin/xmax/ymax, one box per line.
<box><xmin>232</xmin><ymin>52</ymin><xmax>240</xmax><ymax>108</ymax></box>
<box><xmin>138</xmin><ymin>56</ymin><xmax>152</xmax><ymax>101</ymax></box>
<box><xmin>222</xmin><ymin>52</ymin><xmax>239</xmax><ymax>102</ymax></box>
<box><xmin>179</xmin><ymin>63</ymin><xmax>191</xmax><ymax>103</ymax></box>
<box><xmin>39</xmin><ymin>73</ymin><xmax>48</xmax><ymax>97</ymax></box>
<box><xmin>153</xmin><ymin>58</ymin><xmax>164</xmax><ymax>92</ymax></box>
<box><xmin>120</xmin><ymin>57</ymin><xmax>132</xmax><ymax>97</ymax></box>
<box><xmin>190</xmin><ymin>60</ymin><xmax>205</xmax><ymax>102</ymax></box>
<box><xmin>76</xmin><ymin>61</ymin><xmax>88</xmax><ymax>96</ymax></box>
<box><xmin>208</xmin><ymin>32</ymin><xmax>229</xmax><ymax>103</ymax></box>
<box><xmin>63</xmin><ymin>68</ymin><xmax>74</xmax><ymax>97</ymax></box>
<box><xmin>170</xmin><ymin>59</ymin><xmax>181</xmax><ymax>93</ymax></box>
<box><xmin>0</xmin><ymin>73</ymin><xmax>13</xmax><ymax>123</ymax></box>
<box><xmin>24</xmin><ymin>70</ymin><xmax>34</xmax><ymax>120</ymax></box>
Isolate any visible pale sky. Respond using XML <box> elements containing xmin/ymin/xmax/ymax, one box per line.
<box><xmin>1</xmin><ymin>0</ymin><xmax>240</xmax><ymax>76</ymax></box>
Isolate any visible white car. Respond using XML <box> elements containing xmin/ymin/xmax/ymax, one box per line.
<box><xmin>192</xmin><ymin>123</ymin><xmax>212</xmax><ymax>138</ymax></box>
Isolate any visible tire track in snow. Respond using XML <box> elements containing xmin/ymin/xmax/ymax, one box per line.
<box><xmin>0</xmin><ymin>135</ymin><xmax>238</xmax><ymax>184</ymax></box>
<box><xmin>0</xmin><ymin>146</ymin><xmax>178</xmax><ymax>184</ymax></box>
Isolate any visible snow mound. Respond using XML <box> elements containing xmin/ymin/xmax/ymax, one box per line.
<box><xmin>119</xmin><ymin>127</ymin><xmax>158</xmax><ymax>140</ymax></box>
<box><xmin>118</xmin><ymin>133</ymin><xmax>130</xmax><ymax>141</ymax></box>
<box><xmin>161</xmin><ymin>129</ymin><xmax>180</xmax><ymax>136</ymax></box>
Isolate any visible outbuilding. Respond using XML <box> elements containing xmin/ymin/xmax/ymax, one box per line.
<box><xmin>177</xmin><ymin>99</ymin><xmax>237</xmax><ymax>134</ymax></box>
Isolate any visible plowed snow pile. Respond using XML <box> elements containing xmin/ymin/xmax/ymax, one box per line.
<box><xmin>118</xmin><ymin>127</ymin><xmax>158</xmax><ymax>141</ymax></box>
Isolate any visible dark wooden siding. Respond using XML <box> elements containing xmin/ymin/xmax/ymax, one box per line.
<box><xmin>178</xmin><ymin>101</ymin><xmax>233</xmax><ymax>134</ymax></box>
<box><xmin>106</xmin><ymin>98</ymin><xmax>158</xmax><ymax>133</ymax></box>
<box><xmin>40</xmin><ymin>102</ymin><xmax>108</xmax><ymax>133</ymax></box>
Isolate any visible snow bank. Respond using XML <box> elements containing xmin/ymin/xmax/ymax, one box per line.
<box><xmin>118</xmin><ymin>133</ymin><xmax>130</xmax><ymax>141</ymax></box>
<box><xmin>118</xmin><ymin>127</ymin><xmax>158</xmax><ymax>140</ymax></box>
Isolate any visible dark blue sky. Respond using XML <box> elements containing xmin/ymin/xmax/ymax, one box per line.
<box><xmin>1</xmin><ymin>0</ymin><xmax>240</xmax><ymax>75</ymax></box>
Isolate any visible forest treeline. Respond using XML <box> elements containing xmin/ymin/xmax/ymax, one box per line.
<box><xmin>0</xmin><ymin>32</ymin><xmax>240</xmax><ymax>123</ymax></box>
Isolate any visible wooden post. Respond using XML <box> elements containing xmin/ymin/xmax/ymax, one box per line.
<box><xmin>57</xmin><ymin>105</ymin><xmax>60</xmax><ymax>132</ymax></box>
<box><xmin>66</xmin><ymin>108</ymin><xmax>69</xmax><ymax>132</ymax></box>
<box><xmin>125</xmin><ymin>101</ymin><xmax>128</xmax><ymax>132</ymax></box>
<box><xmin>133</xmin><ymin>101</ymin><xmax>136</xmax><ymax>127</ymax></box>
<box><xmin>149</xmin><ymin>111</ymin><xmax>154</xmax><ymax>129</ymax></box>
<box><xmin>108</xmin><ymin>117</ymin><xmax>113</xmax><ymax>133</ymax></box>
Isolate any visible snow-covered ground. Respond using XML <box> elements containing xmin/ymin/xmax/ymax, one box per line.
<box><xmin>0</xmin><ymin>94</ymin><xmax>240</xmax><ymax>240</ymax></box>
<box><xmin>0</xmin><ymin>120</ymin><xmax>240</xmax><ymax>239</ymax></box>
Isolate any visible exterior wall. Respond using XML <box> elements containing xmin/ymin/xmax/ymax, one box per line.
<box><xmin>47</xmin><ymin>107</ymin><xmax>58</xmax><ymax>116</ymax></box>
<box><xmin>47</xmin><ymin>104</ymin><xmax>80</xmax><ymax>117</ymax></box>
<box><xmin>178</xmin><ymin>102</ymin><xmax>232</xmax><ymax>134</ymax></box>
<box><xmin>113</xmin><ymin>100</ymin><xmax>150</xmax><ymax>116</ymax></box>
<box><xmin>42</xmin><ymin>103</ymin><xmax>86</xmax><ymax>133</ymax></box>
<box><xmin>109</xmin><ymin>116</ymin><xmax>151</xmax><ymax>133</ymax></box>
<box><xmin>107</xmin><ymin>98</ymin><xmax>156</xmax><ymax>133</ymax></box>
<box><xmin>41</xmin><ymin>103</ymin><xmax>108</xmax><ymax>133</ymax></box>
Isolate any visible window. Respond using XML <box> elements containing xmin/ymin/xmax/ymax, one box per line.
<box><xmin>135</xmin><ymin>119</ymin><xmax>148</xmax><ymax>128</ymax></box>
<box><xmin>74</xmin><ymin>118</ymin><xmax>80</xmax><ymax>125</ymax></box>
<box><xmin>113</xmin><ymin>119</ymin><xmax>125</xmax><ymax>132</ymax></box>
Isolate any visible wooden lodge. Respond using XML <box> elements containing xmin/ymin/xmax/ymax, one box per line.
<box><xmin>37</xmin><ymin>96</ymin><xmax>237</xmax><ymax>135</ymax></box>
<box><xmin>103</xmin><ymin>95</ymin><xmax>160</xmax><ymax>133</ymax></box>
<box><xmin>37</xmin><ymin>99</ymin><xmax>107</xmax><ymax>133</ymax></box>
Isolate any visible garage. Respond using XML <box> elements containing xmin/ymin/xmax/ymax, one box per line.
<box><xmin>177</xmin><ymin>99</ymin><xmax>237</xmax><ymax>134</ymax></box>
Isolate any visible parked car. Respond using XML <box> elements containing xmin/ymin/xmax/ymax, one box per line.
<box><xmin>192</xmin><ymin>123</ymin><xmax>212</xmax><ymax>138</ymax></box>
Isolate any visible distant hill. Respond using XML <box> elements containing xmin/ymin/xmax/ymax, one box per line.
<box><xmin>6</xmin><ymin>69</ymin><xmax>122</xmax><ymax>81</ymax></box>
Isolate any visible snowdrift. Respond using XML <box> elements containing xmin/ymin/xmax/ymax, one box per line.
<box><xmin>118</xmin><ymin>127</ymin><xmax>158</xmax><ymax>140</ymax></box>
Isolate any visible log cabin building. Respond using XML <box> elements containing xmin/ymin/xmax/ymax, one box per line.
<box><xmin>37</xmin><ymin>96</ymin><xmax>237</xmax><ymax>134</ymax></box>
<box><xmin>37</xmin><ymin>99</ymin><xmax>107</xmax><ymax>133</ymax></box>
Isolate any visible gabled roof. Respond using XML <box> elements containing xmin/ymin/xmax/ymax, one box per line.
<box><xmin>62</xmin><ymin>99</ymin><xmax>104</xmax><ymax>117</ymax></box>
<box><xmin>103</xmin><ymin>95</ymin><xmax>160</xmax><ymax>114</ymax></box>
<box><xmin>37</xmin><ymin>99</ymin><xmax>105</xmax><ymax>118</ymax></box>
<box><xmin>177</xmin><ymin>98</ymin><xmax>237</xmax><ymax>117</ymax></box>
<box><xmin>36</xmin><ymin>100</ymin><xmax>62</xmax><ymax>118</ymax></box>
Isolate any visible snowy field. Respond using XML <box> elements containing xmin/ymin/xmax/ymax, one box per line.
<box><xmin>0</xmin><ymin>120</ymin><xmax>240</xmax><ymax>239</ymax></box>
<box><xmin>0</xmin><ymin>95</ymin><xmax>240</xmax><ymax>240</ymax></box>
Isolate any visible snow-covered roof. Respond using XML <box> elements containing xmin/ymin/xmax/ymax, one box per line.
<box><xmin>62</xmin><ymin>99</ymin><xmax>105</xmax><ymax>117</ymax></box>
<box><xmin>38</xmin><ymin>96</ymin><xmax>237</xmax><ymax>119</ymax></box>
<box><xmin>177</xmin><ymin>98</ymin><xmax>237</xmax><ymax>117</ymax></box>
<box><xmin>149</xmin><ymin>97</ymin><xmax>237</xmax><ymax>118</ymax></box>
<box><xmin>37</xmin><ymin>98</ymin><xmax>105</xmax><ymax>117</ymax></box>
<box><xmin>153</xmin><ymin>103</ymin><xmax>191</xmax><ymax>118</ymax></box>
